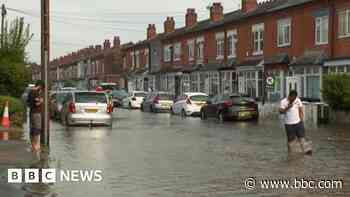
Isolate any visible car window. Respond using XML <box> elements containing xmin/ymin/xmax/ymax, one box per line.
<box><xmin>230</xmin><ymin>96</ymin><xmax>254</xmax><ymax>104</ymax></box>
<box><xmin>190</xmin><ymin>95</ymin><xmax>208</xmax><ymax>102</ymax></box>
<box><xmin>75</xmin><ymin>92</ymin><xmax>107</xmax><ymax>103</ymax></box>
<box><xmin>135</xmin><ymin>92</ymin><xmax>147</xmax><ymax>97</ymax></box>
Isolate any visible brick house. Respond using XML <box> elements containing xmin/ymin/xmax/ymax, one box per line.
<box><xmin>147</xmin><ymin>0</ymin><xmax>350</xmax><ymax>101</ymax></box>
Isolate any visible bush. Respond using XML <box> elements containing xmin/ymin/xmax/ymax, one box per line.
<box><xmin>0</xmin><ymin>96</ymin><xmax>26</xmax><ymax>128</ymax></box>
<box><xmin>322</xmin><ymin>74</ymin><xmax>350</xmax><ymax>111</ymax></box>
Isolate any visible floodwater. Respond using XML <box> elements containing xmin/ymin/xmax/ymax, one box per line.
<box><xmin>22</xmin><ymin>109</ymin><xmax>350</xmax><ymax>196</ymax></box>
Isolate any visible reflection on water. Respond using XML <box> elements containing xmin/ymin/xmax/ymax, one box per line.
<box><xmin>21</xmin><ymin>110</ymin><xmax>350</xmax><ymax>197</ymax></box>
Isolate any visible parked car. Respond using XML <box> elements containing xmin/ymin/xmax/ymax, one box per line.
<box><xmin>141</xmin><ymin>92</ymin><xmax>174</xmax><ymax>112</ymax></box>
<box><xmin>111</xmin><ymin>89</ymin><xmax>128</xmax><ymax>107</ymax></box>
<box><xmin>49</xmin><ymin>91</ymin><xmax>72</xmax><ymax>120</ymax></box>
<box><xmin>200</xmin><ymin>94</ymin><xmax>259</xmax><ymax>121</ymax></box>
<box><xmin>122</xmin><ymin>91</ymin><xmax>147</xmax><ymax>109</ymax></box>
<box><xmin>171</xmin><ymin>92</ymin><xmax>208</xmax><ymax>117</ymax></box>
<box><xmin>60</xmin><ymin>91</ymin><xmax>113</xmax><ymax>126</ymax></box>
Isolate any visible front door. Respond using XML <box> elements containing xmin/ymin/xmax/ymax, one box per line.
<box><xmin>286</xmin><ymin>76</ymin><xmax>301</xmax><ymax>96</ymax></box>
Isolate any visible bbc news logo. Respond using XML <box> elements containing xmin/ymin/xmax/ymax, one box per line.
<box><xmin>8</xmin><ymin>169</ymin><xmax>103</xmax><ymax>183</ymax></box>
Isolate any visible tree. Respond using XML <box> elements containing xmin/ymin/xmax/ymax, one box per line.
<box><xmin>0</xmin><ymin>17</ymin><xmax>33</xmax><ymax>97</ymax></box>
<box><xmin>322</xmin><ymin>74</ymin><xmax>350</xmax><ymax>111</ymax></box>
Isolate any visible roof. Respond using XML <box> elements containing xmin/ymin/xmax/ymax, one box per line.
<box><xmin>162</xmin><ymin>0</ymin><xmax>314</xmax><ymax>40</ymax></box>
<box><xmin>264</xmin><ymin>53</ymin><xmax>289</xmax><ymax>65</ymax></box>
<box><xmin>290</xmin><ymin>50</ymin><xmax>328</xmax><ymax>66</ymax></box>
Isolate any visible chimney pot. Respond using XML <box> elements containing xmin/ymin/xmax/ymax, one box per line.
<box><xmin>210</xmin><ymin>2</ymin><xmax>224</xmax><ymax>22</ymax></box>
<box><xmin>164</xmin><ymin>17</ymin><xmax>175</xmax><ymax>34</ymax></box>
<box><xmin>186</xmin><ymin>8</ymin><xmax>197</xmax><ymax>27</ymax></box>
<box><xmin>241</xmin><ymin>0</ymin><xmax>257</xmax><ymax>13</ymax></box>
<box><xmin>147</xmin><ymin>24</ymin><xmax>157</xmax><ymax>40</ymax></box>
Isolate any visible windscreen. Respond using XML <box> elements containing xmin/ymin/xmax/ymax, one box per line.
<box><xmin>135</xmin><ymin>92</ymin><xmax>147</xmax><ymax>97</ymax></box>
<box><xmin>75</xmin><ymin>92</ymin><xmax>107</xmax><ymax>103</ymax></box>
<box><xmin>159</xmin><ymin>94</ymin><xmax>173</xmax><ymax>100</ymax></box>
<box><xmin>230</xmin><ymin>96</ymin><xmax>255</xmax><ymax>104</ymax></box>
<box><xmin>190</xmin><ymin>95</ymin><xmax>208</xmax><ymax>102</ymax></box>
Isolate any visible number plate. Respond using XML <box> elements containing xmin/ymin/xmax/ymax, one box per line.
<box><xmin>85</xmin><ymin>108</ymin><xmax>98</xmax><ymax>113</ymax></box>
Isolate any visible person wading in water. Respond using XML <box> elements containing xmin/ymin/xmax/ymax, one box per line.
<box><xmin>279</xmin><ymin>90</ymin><xmax>312</xmax><ymax>155</ymax></box>
<box><xmin>27</xmin><ymin>80</ymin><xmax>44</xmax><ymax>152</ymax></box>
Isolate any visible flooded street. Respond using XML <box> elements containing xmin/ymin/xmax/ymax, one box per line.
<box><xmin>24</xmin><ymin>109</ymin><xmax>350</xmax><ymax>197</ymax></box>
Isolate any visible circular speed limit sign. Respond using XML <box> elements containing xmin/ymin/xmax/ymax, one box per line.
<box><xmin>266</xmin><ymin>76</ymin><xmax>274</xmax><ymax>86</ymax></box>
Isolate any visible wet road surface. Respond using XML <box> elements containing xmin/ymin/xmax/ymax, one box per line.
<box><xmin>23</xmin><ymin>109</ymin><xmax>350</xmax><ymax>196</ymax></box>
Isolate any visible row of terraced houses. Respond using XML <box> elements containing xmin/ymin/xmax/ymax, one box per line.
<box><xmin>42</xmin><ymin>0</ymin><xmax>350</xmax><ymax>102</ymax></box>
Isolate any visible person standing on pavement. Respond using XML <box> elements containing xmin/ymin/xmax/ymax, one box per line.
<box><xmin>27</xmin><ymin>80</ymin><xmax>45</xmax><ymax>152</ymax></box>
<box><xmin>279</xmin><ymin>90</ymin><xmax>312</xmax><ymax>155</ymax></box>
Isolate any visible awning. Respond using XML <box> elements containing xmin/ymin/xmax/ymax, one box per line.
<box><xmin>264</xmin><ymin>53</ymin><xmax>289</xmax><ymax>65</ymax></box>
<box><xmin>290</xmin><ymin>50</ymin><xmax>328</xmax><ymax>66</ymax></box>
<box><xmin>324</xmin><ymin>57</ymin><xmax>350</xmax><ymax>67</ymax></box>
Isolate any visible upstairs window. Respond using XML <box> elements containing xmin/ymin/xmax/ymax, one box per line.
<box><xmin>163</xmin><ymin>45</ymin><xmax>172</xmax><ymax>62</ymax></box>
<box><xmin>252</xmin><ymin>23</ymin><xmax>264</xmax><ymax>55</ymax></box>
<box><xmin>277</xmin><ymin>18</ymin><xmax>291</xmax><ymax>47</ymax></box>
<box><xmin>131</xmin><ymin>52</ymin><xmax>135</xmax><ymax>69</ymax></box>
<box><xmin>315</xmin><ymin>15</ymin><xmax>329</xmax><ymax>45</ymax></box>
<box><xmin>196</xmin><ymin>37</ymin><xmax>204</xmax><ymax>63</ymax></box>
<box><xmin>187</xmin><ymin>40</ymin><xmax>195</xmax><ymax>61</ymax></box>
<box><xmin>135</xmin><ymin>51</ymin><xmax>140</xmax><ymax>68</ymax></box>
<box><xmin>173</xmin><ymin>42</ymin><xmax>181</xmax><ymax>61</ymax></box>
<box><xmin>145</xmin><ymin>48</ymin><xmax>149</xmax><ymax>68</ymax></box>
<box><xmin>338</xmin><ymin>10</ymin><xmax>350</xmax><ymax>38</ymax></box>
<box><xmin>216</xmin><ymin>32</ymin><xmax>225</xmax><ymax>60</ymax></box>
<box><xmin>227</xmin><ymin>29</ymin><xmax>237</xmax><ymax>58</ymax></box>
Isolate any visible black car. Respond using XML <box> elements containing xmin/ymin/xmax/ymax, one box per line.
<box><xmin>200</xmin><ymin>94</ymin><xmax>259</xmax><ymax>121</ymax></box>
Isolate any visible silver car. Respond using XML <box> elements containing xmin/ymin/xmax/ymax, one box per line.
<box><xmin>61</xmin><ymin>91</ymin><xmax>113</xmax><ymax>126</ymax></box>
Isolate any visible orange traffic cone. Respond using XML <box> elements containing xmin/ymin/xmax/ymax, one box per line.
<box><xmin>2</xmin><ymin>101</ymin><xmax>10</xmax><ymax>128</ymax></box>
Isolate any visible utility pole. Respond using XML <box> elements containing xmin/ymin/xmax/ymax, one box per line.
<box><xmin>1</xmin><ymin>4</ymin><xmax>7</xmax><ymax>47</ymax></box>
<box><xmin>41</xmin><ymin>0</ymin><xmax>50</xmax><ymax>146</ymax></box>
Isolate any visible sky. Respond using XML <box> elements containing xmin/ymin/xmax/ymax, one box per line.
<box><xmin>2</xmin><ymin>0</ymin><xmax>267</xmax><ymax>63</ymax></box>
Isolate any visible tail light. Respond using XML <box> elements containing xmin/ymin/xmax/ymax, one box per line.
<box><xmin>186</xmin><ymin>99</ymin><xmax>192</xmax><ymax>105</ymax></box>
<box><xmin>107</xmin><ymin>103</ymin><xmax>113</xmax><ymax>113</ymax></box>
<box><xmin>153</xmin><ymin>96</ymin><xmax>160</xmax><ymax>104</ymax></box>
<box><xmin>223</xmin><ymin>101</ymin><xmax>233</xmax><ymax>108</ymax></box>
<box><xmin>131</xmin><ymin>97</ymin><xmax>136</xmax><ymax>101</ymax></box>
<box><xmin>69</xmin><ymin>102</ymin><xmax>76</xmax><ymax>113</ymax></box>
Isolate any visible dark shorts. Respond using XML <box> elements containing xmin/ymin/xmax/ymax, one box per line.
<box><xmin>30</xmin><ymin>113</ymin><xmax>41</xmax><ymax>137</ymax></box>
<box><xmin>285</xmin><ymin>121</ymin><xmax>305</xmax><ymax>142</ymax></box>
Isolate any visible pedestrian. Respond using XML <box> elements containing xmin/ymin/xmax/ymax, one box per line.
<box><xmin>279</xmin><ymin>90</ymin><xmax>312</xmax><ymax>155</ymax></box>
<box><xmin>27</xmin><ymin>80</ymin><xmax>45</xmax><ymax>152</ymax></box>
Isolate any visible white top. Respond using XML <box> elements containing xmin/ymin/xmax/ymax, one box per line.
<box><xmin>280</xmin><ymin>98</ymin><xmax>303</xmax><ymax>125</ymax></box>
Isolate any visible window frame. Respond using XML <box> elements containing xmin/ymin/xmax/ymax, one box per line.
<box><xmin>252</xmin><ymin>23</ymin><xmax>264</xmax><ymax>56</ymax></box>
<box><xmin>338</xmin><ymin>9</ymin><xmax>350</xmax><ymax>38</ymax></box>
<box><xmin>227</xmin><ymin>29</ymin><xmax>238</xmax><ymax>58</ymax></box>
<box><xmin>277</xmin><ymin>18</ymin><xmax>291</xmax><ymax>47</ymax></box>
<box><xmin>315</xmin><ymin>15</ymin><xmax>329</xmax><ymax>45</ymax></box>
<box><xmin>187</xmin><ymin>40</ymin><xmax>195</xmax><ymax>61</ymax></box>
<box><xmin>215</xmin><ymin>32</ymin><xmax>225</xmax><ymax>60</ymax></box>
<box><xmin>173</xmin><ymin>42</ymin><xmax>181</xmax><ymax>61</ymax></box>
<box><xmin>196</xmin><ymin>37</ymin><xmax>204</xmax><ymax>63</ymax></box>
<box><xmin>163</xmin><ymin>44</ymin><xmax>172</xmax><ymax>63</ymax></box>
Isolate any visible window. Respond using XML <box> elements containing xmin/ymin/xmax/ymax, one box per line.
<box><xmin>135</xmin><ymin>51</ymin><xmax>140</xmax><ymax>68</ymax></box>
<box><xmin>163</xmin><ymin>45</ymin><xmax>172</xmax><ymax>62</ymax></box>
<box><xmin>196</xmin><ymin>37</ymin><xmax>204</xmax><ymax>63</ymax></box>
<box><xmin>187</xmin><ymin>40</ymin><xmax>195</xmax><ymax>61</ymax></box>
<box><xmin>145</xmin><ymin>48</ymin><xmax>149</xmax><ymax>68</ymax></box>
<box><xmin>173</xmin><ymin>43</ymin><xmax>181</xmax><ymax>61</ymax></box>
<box><xmin>277</xmin><ymin>19</ymin><xmax>291</xmax><ymax>47</ymax></box>
<box><xmin>338</xmin><ymin>10</ymin><xmax>350</xmax><ymax>38</ymax></box>
<box><xmin>216</xmin><ymin>32</ymin><xmax>225</xmax><ymax>59</ymax></box>
<box><xmin>252</xmin><ymin>23</ymin><xmax>264</xmax><ymax>55</ymax></box>
<box><xmin>315</xmin><ymin>15</ymin><xmax>329</xmax><ymax>45</ymax></box>
<box><xmin>227</xmin><ymin>30</ymin><xmax>237</xmax><ymax>58</ymax></box>
<box><xmin>190</xmin><ymin>73</ymin><xmax>199</xmax><ymax>92</ymax></box>
<box><xmin>131</xmin><ymin>52</ymin><xmax>135</xmax><ymax>69</ymax></box>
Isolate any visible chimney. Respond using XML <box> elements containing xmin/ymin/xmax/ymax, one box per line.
<box><xmin>104</xmin><ymin>39</ymin><xmax>111</xmax><ymax>49</ymax></box>
<box><xmin>95</xmin><ymin>45</ymin><xmax>102</xmax><ymax>51</ymax></box>
<box><xmin>147</xmin><ymin>24</ymin><xmax>157</xmax><ymax>40</ymax></box>
<box><xmin>113</xmin><ymin>36</ymin><xmax>120</xmax><ymax>48</ymax></box>
<box><xmin>164</xmin><ymin>17</ymin><xmax>175</xmax><ymax>34</ymax></box>
<box><xmin>186</xmin><ymin>8</ymin><xmax>197</xmax><ymax>28</ymax></box>
<box><xmin>210</xmin><ymin>2</ymin><xmax>223</xmax><ymax>22</ymax></box>
<box><xmin>241</xmin><ymin>0</ymin><xmax>257</xmax><ymax>13</ymax></box>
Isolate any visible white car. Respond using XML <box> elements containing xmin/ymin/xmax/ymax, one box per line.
<box><xmin>171</xmin><ymin>92</ymin><xmax>209</xmax><ymax>117</ymax></box>
<box><xmin>122</xmin><ymin>91</ymin><xmax>147</xmax><ymax>109</ymax></box>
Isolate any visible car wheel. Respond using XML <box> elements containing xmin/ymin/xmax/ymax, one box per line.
<box><xmin>170</xmin><ymin>107</ymin><xmax>174</xmax><ymax>115</ymax></box>
<box><xmin>141</xmin><ymin>104</ymin><xmax>144</xmax><ymax>111</ymax></box>
<box><xmin>61</xmin><ymin>113</ymin><xmax>66</xmax><ymax>126</ymax></box>
<box><xmin>181</xmin><ymin>109</ymin><xmax>187</xmax><ymax>118</ymax></box>
<box><xmin>200</xmin><ymin>110</ymin><xmax>207</xmax><ymax>120</ymax></box>
<box><xmin>129</xmin><ymin>103</ymin><xmax>132</xmax><ymax>110</ymax></box>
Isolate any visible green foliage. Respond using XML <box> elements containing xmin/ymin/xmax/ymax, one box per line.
<box><xmin>0</xmin><ymin>17</ymin><xmax>33</xmax><ymax>97</ymax></box>
<box><xmin>322</xmin><ymin>74</ymin><xmax>350</xmax><ymax>111</ymax></box>
<box><xmin>0</xmin><ymin>96</ymin><xmax>26</xmax><ymax>127</ymax></box>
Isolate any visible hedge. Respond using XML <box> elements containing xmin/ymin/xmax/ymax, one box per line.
<box><xmin>322</xmin><ymin>74</ymin><xmax>350</xmax><ymax>112</ymax></box>
<box><xmin>0</xmin><ymin>96</ymin><xmax>26</xmax><ymax>128</ymax></box>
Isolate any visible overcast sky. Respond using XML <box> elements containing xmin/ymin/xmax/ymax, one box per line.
<box><xmin>3</xmin><ymin>0</ymin><xmax>266</xmax><ymax>63</ymax></box>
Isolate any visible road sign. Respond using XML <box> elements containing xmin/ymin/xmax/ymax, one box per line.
<box><xmin>266</xmin><ymin>76</ymin><xmax>274</xmax><ymax>86</ymax></box>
